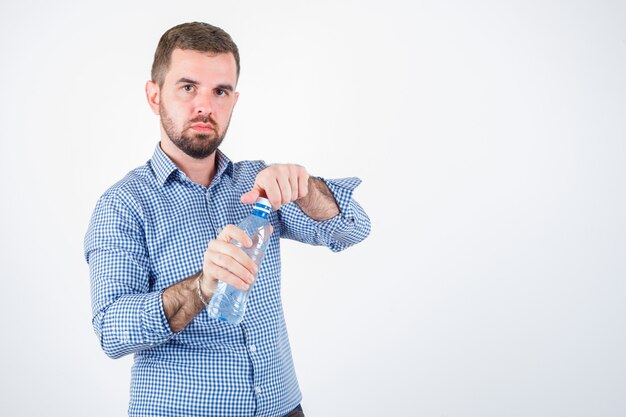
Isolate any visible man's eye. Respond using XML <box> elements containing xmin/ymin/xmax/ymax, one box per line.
<box><xmin>183</xmin><ymin>85</ymin><xmax>195</xmax><ymax>92</ymax></box>
<box><xmin>216</xmin><ymin>89</ymin><xmax>227</xmax><ymax>96</ymax></box>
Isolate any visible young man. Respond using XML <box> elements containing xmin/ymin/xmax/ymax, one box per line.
<box><xmin>85</xmin><ymin>22</ymin><xmax>370</xmax><ymax>417</ymax></box>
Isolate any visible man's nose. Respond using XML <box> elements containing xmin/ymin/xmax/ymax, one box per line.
<box><xmin>193</xmin><ymin>92</ymin><xmax>214</xmax><ymax>114</ymax></box>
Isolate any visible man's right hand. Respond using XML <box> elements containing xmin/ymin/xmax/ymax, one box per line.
<box><xmin>200</xmin><ymin>225</ymin><xmax>259</xmax><ymax>298</ymax></box>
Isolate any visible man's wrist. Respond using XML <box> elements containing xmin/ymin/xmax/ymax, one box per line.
<box><xmin>196</xmin><ymin>271</ymin><xmax>211</xmax><ymax>306</ymax></box>
<box><xmin>295</xmin><ymin>177</ymin><xmax>340</xmax><ymax>221</ymax></box>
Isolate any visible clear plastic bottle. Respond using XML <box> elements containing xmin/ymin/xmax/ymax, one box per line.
<box><xmin>207</xmin><ymin>197</ymin><xmax>272</xmax><ymax>325</ymax></box>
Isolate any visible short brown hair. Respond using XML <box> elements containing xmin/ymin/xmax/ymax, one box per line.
<box><xmin>151</xmin><ymin>22</ymin><xmax>240</xmax><ymax>87</ymax></box>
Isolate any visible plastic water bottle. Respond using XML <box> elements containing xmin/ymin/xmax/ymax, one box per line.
<box><xmin>207</xmin><ymin>197</ymin><xmax>272</xmax><ymax>325</ymax></box>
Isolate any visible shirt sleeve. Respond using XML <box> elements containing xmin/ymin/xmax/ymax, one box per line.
<box><xmin>277</xmin><ymin>176</ymin><xmax>371</xmax><ymax>252</ymax></box>
<box><xmin>84</xmin><ymin>190</ymin><xmax>174</xmax><ymax>359</ymax></box>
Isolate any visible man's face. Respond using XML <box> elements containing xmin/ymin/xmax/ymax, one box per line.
<box><xmin>153</xmin><ymin>49</ymin><xmax>239</xmax><ymax>159</ymax></box>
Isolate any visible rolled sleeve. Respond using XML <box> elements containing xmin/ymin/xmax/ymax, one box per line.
<box><xmin>86</xmin><ymin>191</ymin><xmax>173</xmax><ymax>359</ymax></box>
<box><xmin>96</xmin><ymin>290</ymin><xmax>174</xmax><ymax>359</ymax></box>
<box><xmin>278</xmin><ymin>176</ymin><xmax>371</xmax><ymax>252</ymax></box>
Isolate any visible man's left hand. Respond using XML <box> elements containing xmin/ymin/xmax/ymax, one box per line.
<box><xmin>240</xmin><ymin>164</ymin><xmax>310</xmax><ymax>210</ymax></box>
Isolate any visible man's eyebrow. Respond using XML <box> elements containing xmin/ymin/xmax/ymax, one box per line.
<box><xmin>216</xmin><ymin>84</ymin><xmax>234</xmax><ymax>92</ymax></box>
<box><xmin>175</xmin><ymin>79</ymin><xmax>234</xmax><ymax>92</ymax></box>
<box><xmin>176</xmin><ymin>77</ymin><xmax>199</xmax><ymax>85</ymax></box>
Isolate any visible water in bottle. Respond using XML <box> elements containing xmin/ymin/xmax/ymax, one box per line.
<box><xmin>207</xmin><ymin>197</ymin><xmax>272</xmax><ymax>325</ymax></box>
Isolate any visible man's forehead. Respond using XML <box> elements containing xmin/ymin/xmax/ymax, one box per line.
<box><xmin>169</xmin><ymin>48</ymin><xmax>236</xmax><ymax>67</ymax></box>
<box><xmin>166</xmin><ymin>49</ymin><xmax>238</xmax><ymax>83</ymax></box>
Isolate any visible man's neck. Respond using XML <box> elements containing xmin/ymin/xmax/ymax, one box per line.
<box><xmin>160</xmin><ymin>138</ymin><xmax>217</xmax><ymax>187</ymax></box>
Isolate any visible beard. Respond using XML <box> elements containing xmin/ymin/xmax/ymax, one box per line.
<box><xmin>160</xmin><ymin>103</ymin><xmax>231</xmax><ymax>159</ymax></box>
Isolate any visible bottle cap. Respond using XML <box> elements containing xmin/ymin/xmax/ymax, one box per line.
<box><xmin>254</xmin><ymin>197</ymin><xmax>272</xmax><ymax>214</ymax></box>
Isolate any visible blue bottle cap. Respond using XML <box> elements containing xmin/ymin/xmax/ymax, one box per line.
<box><xmin>254</xmin><ymin>197</ymin><xmax>272</xmax><ymax>214</ymax></box>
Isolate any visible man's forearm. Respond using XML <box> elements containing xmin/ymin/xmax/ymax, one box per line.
<box><xmin>162</xmin><ymin>271</ymin><xmax>210</xmax><ymax>333</ymax></box>
<box><xmin>295</xmin><ymin>177</ymin><xmax>339</xmax><ymax>221</ymax></box>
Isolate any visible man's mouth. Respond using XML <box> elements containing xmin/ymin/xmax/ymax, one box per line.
<box><xmin>190</xmin><ymin>123</ymin><xmax>215</xmax><ymax>133</ymax></box>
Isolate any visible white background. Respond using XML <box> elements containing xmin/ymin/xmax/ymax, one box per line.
<box><xmin>1</xmin><ymin>1</ymin><xmax>625</xmax><ymax>416</ymax></box>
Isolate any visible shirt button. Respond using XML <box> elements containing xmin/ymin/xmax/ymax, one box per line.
<box><xmin>255</xmin><ymin>386</ymin><xmax>262</xmax><ymax>394</ymax></box>
<box><xmin>249</xmin><ymin>344</ymin><xmax>257</xmax><ymax>353</ymax></box>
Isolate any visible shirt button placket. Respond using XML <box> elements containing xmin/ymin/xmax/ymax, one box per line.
<box><xmin>205</xmin><ymin>188</ymin><xmax>219</xmax><ymax>239</ymax></box>
<box><xmin>249</xmin><ymin>343</ymin><xmax>262</xmax><ymax>401</ymax></box>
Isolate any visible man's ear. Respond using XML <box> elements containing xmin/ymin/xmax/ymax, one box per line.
<box><xmin>145</xmin><ymin>80</ymin><xmax>160</xmax><ymax>115</ymax></box>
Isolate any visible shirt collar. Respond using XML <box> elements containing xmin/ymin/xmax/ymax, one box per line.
<box><xmin>214</xmin><ymin>148</ymin><xmax>234</xmax><ymax>180</ymax></box>
<box><xmin>150</xmin><ymin>143</ymin><xmax>233</xmax><ymax>186</ymax></box>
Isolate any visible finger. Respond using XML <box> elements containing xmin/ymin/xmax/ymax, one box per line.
<box><xmin>216</xmin><ymin>224</ymin><xmax>252</xmax><ymax>247</ymax></box>
<box><xmin>289</xmin><ymin>167</ymin><xmax>300</xmax><ymax>201</ymax></box>
<box><xmin>205</xmin><ymin>239</ymin><xmax>258</xmax><ymax>280</ymax></box>
<box><xmin>240</xmin><ymin>187</ymin><xmax>261</xmax><ymax>205</ymax></box>
<box><xmin>275</xmin><ymin>173</ymin><xmax>292</xmax><ymax>206</ymax></box>
<box><xmin>204</xmin><ymin>260</ymin><xmax>251</xmax><ymax>290</ymax></box>
<box><xmin>262</xmin><ymin>176</ymin><xmax>282</xmax><ymax>210</ymax></box>
<box><xmin>213</xmin><ymin>228</ymin><xmax>258</xmax><ymax>275</ymax></box>
<box><xmin>206</xmin><ymin>243</ymin><xmax>257</xmax><ymax>285</ymax></box>
<box><xmin>297</xmin><ymin>171</ymin><xmax>310</xmax><ymax>199</ymax></box>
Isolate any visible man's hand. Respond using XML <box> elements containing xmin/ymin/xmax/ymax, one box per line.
<box><xmin>240</xmin><ymin>164</ymin><xmax>310</xmax><ymax>210</ymax></box>
<box><xmin>200</xmin><ymin>225</ymin><xmax>259</xmax><ymax>297</ymax></box>
<box><xmin>163</xmin><ymin>226</ymin><xmax>261</xmax><ymax>333</ymax></box>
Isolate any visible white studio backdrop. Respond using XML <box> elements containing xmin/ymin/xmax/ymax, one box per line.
<box><xmin>1</xmin><ymin>1</ymin><xmax>625</xmax><ymax>416</ymax></box>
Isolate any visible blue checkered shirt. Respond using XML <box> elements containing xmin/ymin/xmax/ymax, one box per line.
<box><xmin>84</xmin><ymin>144</ymin><xmax>371</xmax><ymax>417</ymax></box>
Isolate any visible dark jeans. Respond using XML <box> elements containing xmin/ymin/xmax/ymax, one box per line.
<box><xmin>284</xmin><ymin>404</ymin><xmax>304</xmax><ymax>417</ymax></box>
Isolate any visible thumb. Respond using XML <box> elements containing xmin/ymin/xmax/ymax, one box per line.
<box><xmin>240</xmin><ymin>186</ymin><xmax>261</xmax><ymax>205</ymax></box>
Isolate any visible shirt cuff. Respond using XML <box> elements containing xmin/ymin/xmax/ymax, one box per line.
<box><xmin>316</xmin><ymin>176</ymin><xmax>370</xmax><ymax>252</ymax></box>
<box><xmin>99</xmin><ymin>291</ymin><xmax>174</xmax><ymax>358</ymax></box>
<box><xmin>143</xmin><ymin>290</ymin><xmax>176</xmax><ymax>342</ymax></box>
<box><xmin>322</xmin><ymin>176</ymin><xmax>361</xmax><ymax>222</ymax></box>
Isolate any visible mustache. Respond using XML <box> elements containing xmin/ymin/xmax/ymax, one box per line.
<box><xmin>188</xmin><ymin>114</ymin><xmax>218</xmax><ymax>127</ymax></box>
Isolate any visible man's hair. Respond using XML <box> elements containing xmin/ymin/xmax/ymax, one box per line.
<box><xmin>151</xmin><ymin>22</ymin><xmax>240</xmax><ymax>87</ymax></box>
